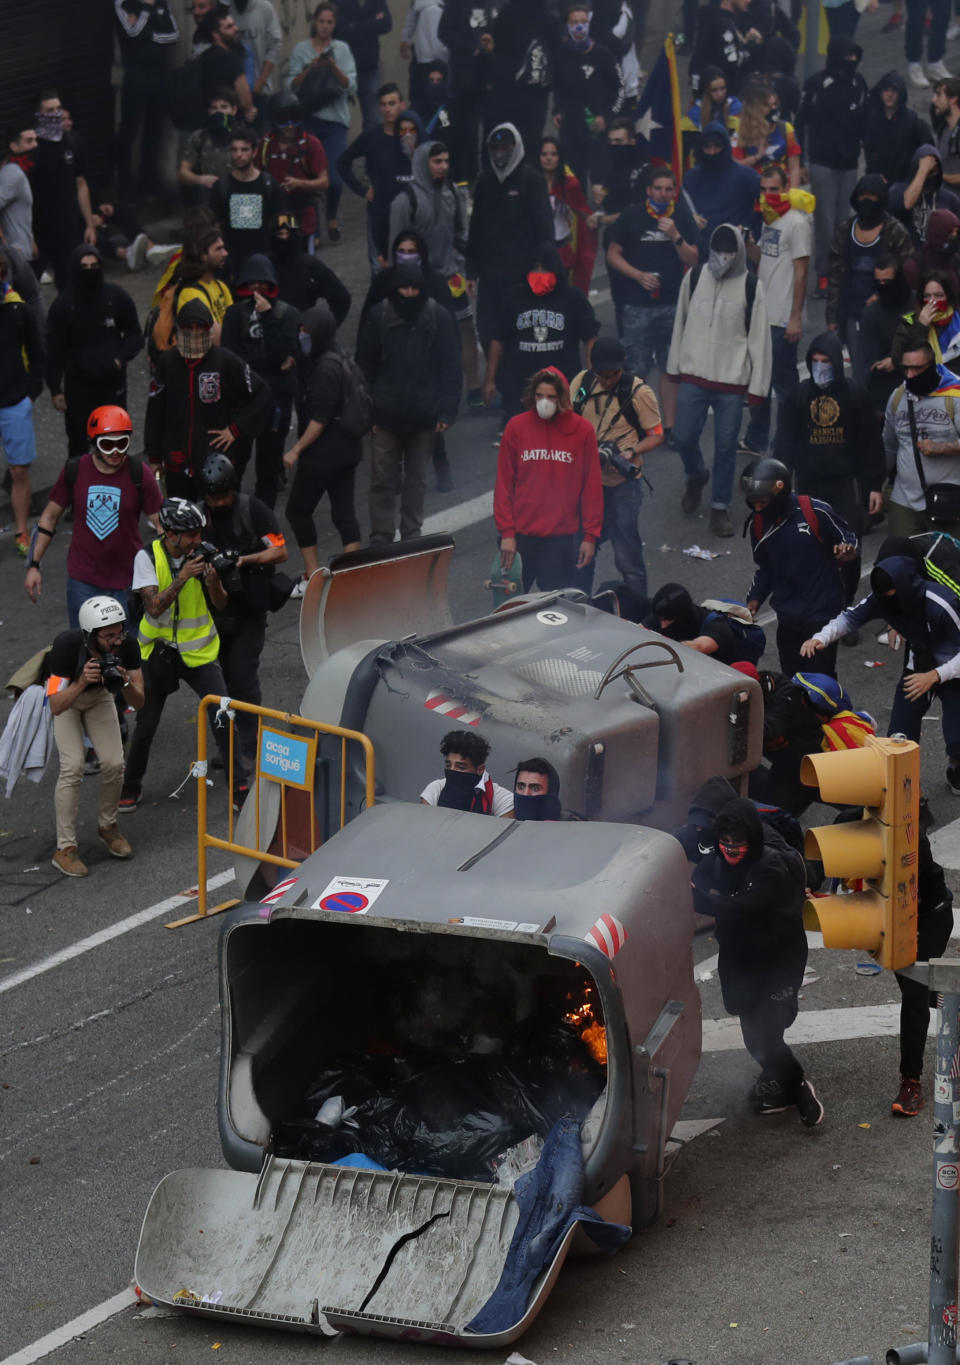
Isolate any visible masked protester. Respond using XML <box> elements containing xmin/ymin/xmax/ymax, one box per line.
<box><xmin>31</xmin><ymin>91</ymin><xmax>98</xmax><ymax>290</ymax></box>
<box><xmin>744</xmin><ymin>456</ymin><xmax>859</xmax><ymax>677</ymax></box>
<box><xmin>512</xmin><ymin>758</ymin><xmax>563</xmax><ymax>821</ymax></box>
<box><xmin>860</xmin><ymin>255</ymin><xmax>915</xmax><ymax>417</ymax></box>
<box><xmin>266</xmin><ymin>212</ymin><xmax>351</xmax><ymax>323</ymax></box>
<box><xmin>893</xmin><ymin>269</ymin><xmax>960</xmax><ymax>376</ymax></box>
<box><xmin>682</xmin><ymin>124</ymin><xmax>760</xmax><ymax>261</ymax></box>
<box><xmin>644</xmin><ymin>581</ymin><xmax>766</xmax><ymax>665</ymax></box>
<box><xmin>144</xmin><ymin>298</ymin><xmax>272</xmax><ymax>499</ymax></box>
<box><xmin>864</xmin><ymin>71</ymin><xmax>934</xmax><ymax>186</ymax></box>
<box><xmin>178</xmin><ymin>89</ymin><xmax>240</xmax><ymax>204</ymax></box>
<box><xmin>44</xmin><ymin>245</ymin><xmax>143</xmax><ymax>456</ymax></box>
<box><xmin>904</xmin><ymin>209</ymin><xmax>960</xmax><ymax>297</ymax></box>
<box><xmin>484</xmin><ymin>0</ymin><xmax>558</xmax><ymax>163</ymax></box>
<box><xmin>890</xmin><ymin>144</ymin><xmax>960</xmax><ymax>247</ymax></box>
<box><xmin>420</xmin><ymin>729</ymin><xmax>515</xmax><ymax>815</ymax></box>
<box><xmin>465</xmin><ymin>123</ymin><xmax>555</xmax><ymax>351</ymax></box>
<box><xmin>666</xmin><ymin>223</ymin><xmax>772</xmax><ymax>537</ymax></box>
<box><xmin>551</xmin><ymin>2</ymin><xmax>624</xmax><ymax>187</ymax></box>
<box><xmin>825</xmin><ymin>175</ymin><xmax>914</xmax><ymax>381</ymax></box>
<box><xmin>688</xmin><ymin>797</ymin><xmax>824</xmax><ymax>1127</ymax></box>
<box><xmin>880</xmin><ymin>329</ymin><xmax>960</xmax><ymax>538</ymax></box>
<box><xmin>796</xmin><ymin>38</ymin><xmax>870</xmax><ymax>296</ymax></box>
<box><xmin>774</xmin><ymin>330</ymin><xmax>884</xmax><ymax>628</ymax></box>
<box><xmin>258</xmin><ymin>92</ymin><xmax>330</xmax><ymax>245</ymax></box>
<box><xmin>688</xmin><ymin>0</ymin><xmax>754</xmax><ymax>99</ymax></box>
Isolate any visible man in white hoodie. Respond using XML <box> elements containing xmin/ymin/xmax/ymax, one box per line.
<box><xmin>667</xmin><ymin>222</ymin><xmax>772</xmax><ymax>537</ymax></box>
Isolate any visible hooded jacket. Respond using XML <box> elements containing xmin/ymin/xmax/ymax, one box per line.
<box><xmin>387</xmin><ymin>141</ymin><xmax>468</xmax><ymax>278</ymax></box>
<box><xmin>266</xmin><ymin>229</ymin><xmax>351</xmax><ymax>324</ymax></box>
<box><xmin>552</xmin><ymin>31</ymin><xmax>624</xmax><ymax>126</ymax></box>
<box><xmin>747</xmin><ymin>491</ymin><xmax>857</xmax><ymax>624</ymax></box>
<box><xmin>863</xmin><ymin>71</ymin><xmax>934</xmax><ymax>186</ymax></box>
<box><xmin>356</xmin><ymin>265</ymin><xmax>461</xmax><ymax>429</ymax></box>
<box><xmin>298</xmin><ymin>302</ymin><xmax>362</xmax><ymax>463</ymax></box>
<box><xmin>0</xmin><ymin>275</ymin><xmax>43</xmax><ymax>408</ymax></box>
<box><xmin>667</xmin><ymin>222</ymin><xmax>772</xmax><ymax>400</ymax></box>
<box><xmin>437</xmin><ymin>0</ymin><xmax>497</xmax><ymax>85</ymax></box>
<box><xmin>814</xmin><ymin>555</ymin><xmax>960</xmax><ymax>680</ymax></box>
<box><xmin>689</xmin><ymin>2</ymin><xmax>751</xmax><ymax>97</ymax></box>
<box><xmin>465</xmin><ymin>123</ymin><xmax>555</xmax><ymax>282</ymax></box>
<box><xmin>774</xmin><ymin>330</ymin><xmax>884</xmax><ymax>493</ymax></box>
<box><xmin>796</xmin><ymin>37</ymin><xmax>869</xmax><ymax>170</ymax></box>
<box><xmin>488</xmin><ymin>0</ymin><xmax>558</xmax><ymax>100</ymax></box>
<box><xmin>334</xmin><ymin>0</ymin><xmax>392</xmax><ymax>75</ymax></box>
<box><xmin>890</xmin><ymin>144</ymin><xmax>960</xmax><ymax>246</ymax></box>
<box><xmin>45</xmin><ymin>245</ymin><xmax>143</xmax><ymax>394</ymax></box>
<box><xmin>493</xmin><ymin>240</ymin><xmax>599</xmax><ymax>398</ymax></box>
<box><xmin>883</xmin><ymin>365</ymin><xmax>960</xmax><ymax>511</ymax></box>
<box><xmin>682</xmin><ymin>124</ymin><xmax>761</xmax><ymax>257</ymax></box>
<box><xmin>825</xmin><ymin>176</ymin><xmax>914</xmax><ymax>328</ymax></box>
<box><xmin>690</xmin><ymin>798</ymin><xmax>807</xmax><ymax>1000</ymax></box>
<box><xmin>673</xmin><ymin>774</ymin><xmax>738</xmax><ymax>863</ymax></box>
<box><xmin>903</xmin><ymin>209</ymin><xmax>960</xmax><ymax>297</ymax></box>
<box><xmin>643</xmin><ymin>584</ymin><xmax>750</xmax><ymax>664</ymax></box>
<box><xmin>494</xmin><ymin>370</ymin><xmax>603</xmax><ymax>542</ymax></box>
<box><xmin>220</xmin><ymin>253</ymin><xmax>300</xmax><ymax>395</ymax></box>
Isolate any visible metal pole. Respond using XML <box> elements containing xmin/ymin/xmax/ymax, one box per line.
<box><xmin>803</xmin><ymin>0</ymin><xmax>822</xmax><ymax>83</ymax></box>
<box><xmin>928</xmin><ymin>981</ymin><xmax>960</xmax><ymax>1365</ymax></box>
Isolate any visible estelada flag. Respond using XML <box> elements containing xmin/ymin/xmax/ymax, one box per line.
<box><xmin>634</xmin><ymin>36</ymin><xmax>683</xmax><ymax>186</ymax></box>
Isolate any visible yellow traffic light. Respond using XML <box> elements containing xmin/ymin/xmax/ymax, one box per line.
<box><xmin>800</xmin><ymin>735</ymin><xmax>920</xmax><ymax>971</ymax></box>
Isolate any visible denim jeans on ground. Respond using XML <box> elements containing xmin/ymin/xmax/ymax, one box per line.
<box><xmin>673</xmin><ymin>382</ymin><xmax>745</xmax><ymax>507</ymax></box>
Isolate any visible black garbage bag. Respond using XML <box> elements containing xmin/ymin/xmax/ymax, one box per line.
<box><xmin>272</xmin><ymin>1119</ymin><xmax>363</xmax><ymax>1163</ymax></box>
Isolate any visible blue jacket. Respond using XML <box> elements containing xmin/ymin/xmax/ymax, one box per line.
<box><xmin>683</xmin><ymin>123</ymin><xmax>760</xmax><ymax>259</ymax></box>
<box><xmin>814</xmin><ymin>555</ymin><xmax>960</xmax><ymax>680</ymax></box>
<box><xmin>747</xmin><ymin>493</ymin><xmax>857</xmax><ymax>625</ymax></box>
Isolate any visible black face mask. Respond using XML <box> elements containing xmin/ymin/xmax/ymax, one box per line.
<box><xmin>905</xmin><ymin>366</ymin><xmax>940</xmax><ymax>396</ymax></box>
<box><xmin>272</xmin><ymin>233</ymin><xmax>298</xmax><ymax>259</ymax></box>
<box><xmin>392</xmin><ymin>292</ymin><xmax>425</xmax><ymax>321</ymax></box>
<box><xmin>76</xmin><ymin>268</ymin><xmax>103</xmax><ymax>293</ymax></box>
<box><xmin>436</xmin><ymin>769</ymin><xmax>480</xmax><ymax>811</ymax></box>
<box><xmin>514</xmin><ymin>792</ymin><xmax>563</xmax><ymax>821</ymax></box>
<box><xmin>856</xmin><ymin>200</ymin><xmax>884</xmax><ymax>229</ymax></box>
<box><xmin>700</xmin><ymin>150</ymin><xmax>723</xmax><ymax>172</ymax></box>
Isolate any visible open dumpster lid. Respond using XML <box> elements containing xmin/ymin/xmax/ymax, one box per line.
<box><xmin>135</xmin><ymin>1159</ymin><xmax>576</xmax><ymax>1347</ymax></box>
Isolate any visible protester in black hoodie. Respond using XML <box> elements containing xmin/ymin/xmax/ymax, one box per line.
<box><xmin>484</xmin><ymin>240</ymin><xmax>598</xmax><ymax>418</ymax></box>
<box><xmin>220</xmin><ymin>253</ymin><xmax>300</xmax><ymax>508</ymax></box>
<box><xmin>357</xmin><ymin>262</ymin><xmax>461</xmax><ymax>544</ymax></box>
<box><xmin>645</xmin><ymin>582</ymin><xmax>764</xmax><ymax>664</ymax></box>
<box><xmin>552</xmin><ymin>4</ymin><xmax>624</xmax><ymax>187</ymax></box>
<box><xmin>438</xmin><ymin>0</ymin><xmax>497</xmax><ymax>180</ymax></box>
<box><xmin>485</xmin><ymin>0</ymin><xmax>559</xmax><ymax>159</ymax></box>
<box><xmin>774</xmin><ymin>330</ymin><xmax>884</xmax><ymax>616</ymax></box>
<box><xmin>859</xmin><ymin>255</ymin><xmax>915</xmax><ymax>417</ymax></box>
<box><xmin>45</xmin><ymin>244</ymin><xmax>142</xmax><ymax>455</ymax></box>
<box><xmin>796</xmin><ymin>38</ymin><xmax>870</xmax><ymax>292</ymax></box>
<box><xmin>266</xmin><ymin>213</ymin><xmax>351</xmax><ymax>324</ymax></box>
<box><xmin>864</xmin><ymin>71</ymin><xmax>934</xmax><ymax>186</ymax></box>
<box><xmin>334</xmin><ymin>0</ymin><xmax>393</xmax><ymax>130</ymax></box>
<box><xmin>890</xmin><ymin>143</ymin><xmax>960</xmax><ymax>247</ymax></box>
<box><xmin>282</xmin><ymin>303</ymin><xmax>363</xmax><ymax>586</ymax></box>
<box><xmin>512</xmin><ymin>757</ymin><xmax>564</xmax><ymax>821</ymax></box>
<box><xmin>825</xmin><ymin>176</ymin><xmax>915</xmax><ymax>361</ymax></box>
<box><xmin>689</xmin><ymin>0</ymin><xmax>757</xmax><ymax>99</ymax></box>
<box><xmin>466</xmin><ymin>123</ymin><xmax>555</xmax><ymax>350</ymax></box>
<box><xmin>690</xmin><ymin>797</ymin><xmax>824</xmax><ymax>1126</ymax></box>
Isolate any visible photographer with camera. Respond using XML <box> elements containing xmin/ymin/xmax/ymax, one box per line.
<box><xmin>196</xmin><ymin>453</ymin><xmax>289</xmax><ymax>773</ymax></box>
<box><xmin>120</xmin><ymin>497</ymin><xmax>238</xmax><ymax>812</ymax></box>
<box><xmin>571</xmin><ymin>336</ymin><xmax>664</xmax><ymax>602</ymax></box>
<box><xmin>46</xmin><ymin>596</ymin><xmax>144</xmax><ymax>877</ymax></box>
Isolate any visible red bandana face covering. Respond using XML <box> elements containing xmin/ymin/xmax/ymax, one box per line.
<box><xmin>528</xmin><ymin>270</ymin><xmax>557</xmax><ymax>295</ymax></box>
<box><xmin>719</xmin><ymin>838</ymin><xmax>749</xmax><ymax>865</ymax></box>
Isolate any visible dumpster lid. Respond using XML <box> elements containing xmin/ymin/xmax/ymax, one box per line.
<box><xmin>135</xmin><ymin>1159</ymin><xmax>575</xmax><ymax>1346</ymax></box>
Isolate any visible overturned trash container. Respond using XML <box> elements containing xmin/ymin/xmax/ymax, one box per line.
<box><xmin>136</xmin><ymin>803</ymin><xmax>701</xmax><ymax>1347</ymax></box>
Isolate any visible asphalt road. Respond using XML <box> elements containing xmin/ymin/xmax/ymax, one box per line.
<box><xmin>5</xmin><ymin>12</ymin><xmax>960</xmax><ymax>1364</ymax></box>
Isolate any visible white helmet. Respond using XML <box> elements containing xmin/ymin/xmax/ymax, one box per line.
<box><xmin>78</xmin><ymin>595</ymin><xmax>127</xmax><ymax>637</ymax></box>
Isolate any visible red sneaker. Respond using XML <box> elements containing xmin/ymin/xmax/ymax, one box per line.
<box><xmin>891</xmin><ymin>1077</ymin><xmax>924</xmax><ymax>1116</ymax></box>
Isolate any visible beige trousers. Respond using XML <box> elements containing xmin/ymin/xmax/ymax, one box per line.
<box><xmin>53</xmin><ymin>688</ymin><xmax>124</xmax><ymax>849</ymax></box>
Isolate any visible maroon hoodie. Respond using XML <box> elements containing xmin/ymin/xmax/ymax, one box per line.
<box><xmin>494</xmin><ymin>374</ymin><xmax>603</xmax><ymax>541</ymax></box>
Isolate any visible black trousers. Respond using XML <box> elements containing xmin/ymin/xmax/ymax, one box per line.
<box><xmin>116</xmin><ymin>65</ymin><xmax>169</xmax><ymax>193</ymax></box>
<box><xmin>124</xmin><ymin>653</ymin><xmax>235</xmax><ymax>793</ymax></box>
<box><xmin>516</xmin><ymin>532</ymin><xmax>578</xmax><ymax>592</ymax></box>
<box><xmin>776</xmin><ymin>617</ymin><xmax>839</xmax><ymax>680</ymax></box>
<box><xmin>895</xmin><ymin>904</ymin><xmax>954</xmax><ymax>1078</ymax></box>
<box><xmin>231</xmin><ymin>396</ymin><xmax>293</xmax><ymax>509</ymax></box>
<box><xmin>286</xmin><ymin>446</ymin><xmax>361</xmax><ymax>548</ymax></box>
<box><xmin>217</xmin><ymin>616</ymin><xmax>266</xmax><ymax>769</ymax></box>
<box><xmin>731</xmin><ymin>961</ymin><xmax>807</xmax><ymax>1098</ymax></box>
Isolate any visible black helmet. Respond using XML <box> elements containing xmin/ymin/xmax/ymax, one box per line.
<box><xmin>271</xmin><ymin>91</ymin><xmax>302</xmax><ymax>124</ymax></box>
<box><xmin>741</xmin><ymin>457</ymin><xmax>792</xmax><ymax>508</ymax></box>
<box><xmin>159</xmin><ymin>496</ymin><xmax>205</xmax><ymax>532</ymax></box>
<box><xmin>198</xmin><ymin>452</ymin><xmax>239</xmax><ymax>497</ymax></box>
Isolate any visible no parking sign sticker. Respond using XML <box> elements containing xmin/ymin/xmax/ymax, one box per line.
<box><xmin>312</xmin><ymin>876</ymin><xmax>389</xmax><ymax>914</ymax></box>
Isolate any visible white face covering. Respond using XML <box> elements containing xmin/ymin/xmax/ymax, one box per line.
<box><xmin>707</xmin><ymin>250</ymin><xmax>736</xmax><ymax>280</ymax></box>
<box><xmin>536</xmin><ymin>396</ymin><xmax>558</xmax><ymax>420</ymax></box>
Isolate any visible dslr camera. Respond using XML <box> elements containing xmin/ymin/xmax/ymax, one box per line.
<box><xmin>598</xmin><ymin>439</ymin><xmax>640</xmax><ymax>480</ymax></box>
<box><xmin>195</xmin><ymin>542</ymin><xmax>243</xmax><ymax>594</ymax></box>
<box><xmin>98</xmin><ymin>653</ymin><xmax>126</xmax><ymax>695</ymax></box>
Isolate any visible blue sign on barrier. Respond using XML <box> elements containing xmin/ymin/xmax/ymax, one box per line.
<box><xmin>258</xmin><ymin>727</ymin><xmax>316</xmax><ymax>790</ymax></box>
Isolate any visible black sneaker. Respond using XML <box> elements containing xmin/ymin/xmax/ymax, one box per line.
<box><xmin>118</xmin><ymin>788</ymin><xmax>141</xmax><ymax>813</ymax></box>
<box><xmin>751</xmin><ymin>1079</ymin><xmax>790</xmax><ymax>1114</ymax></box>
<box><xmin>796</xmin><ymin>1078</ymin><xmax>824</xmax><ymax>1127</ymax></box>
<box><xmin>681</xmin><ymin>467</ymin><xmax>710</xmax><ymax>515</ymax></box>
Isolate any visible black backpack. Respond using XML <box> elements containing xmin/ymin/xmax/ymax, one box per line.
<box><xmin>65</xmin><ymin>454</ymin><xmax>145</xmax><ymax>511</ymax></box>
<box><xmin>572</xmin><ymin>370</ymin><xmax>647</xmax><ymax>439</ymax></box>
<box><xmin>336</xmin><ymin>352</ymin><xmax>374</xmax><ymax>439</ymax></box>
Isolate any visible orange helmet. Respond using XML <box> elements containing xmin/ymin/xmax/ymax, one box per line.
<box><xmin>87</xmin><ymin>406</ymin><xmax>133</xmax><ymax>440</ymax></box>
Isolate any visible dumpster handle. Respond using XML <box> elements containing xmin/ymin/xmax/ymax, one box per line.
<box><xmin>652</xmin><ymin>1064</ymin><xmax>671</xmax><ymax>1223</ymax></box>
<box><xmin>592</xmin><ymin>640</ymin><xmax>684</xmax><ymax>704</ymax></box>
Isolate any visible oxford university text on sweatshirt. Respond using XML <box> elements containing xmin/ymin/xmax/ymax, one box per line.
<box><xmin>494</xmin><ymin>407</ymin><xmax>603</xmax><ymax>541</ymax></box>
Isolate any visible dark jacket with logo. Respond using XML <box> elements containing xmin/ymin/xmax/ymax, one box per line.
<box><xmin>356</xmin><ymin>293</ymin><xmax>460</xmax><ymax>430</ymax></box>
<box><xmin>144</xmin><ymin>344</ymin><xmax>272</xmax><ymax>477</ymax></box>
<box><xmin>747</xmin><ymin>491</ymin><xmax>857</xmax><ymax>626</ymax></box>
<box><xmin>45</xmin><ymin>245</ymin><xmax>142</xmax><ymax>393</ymax></box>
<box><xmin>220</xmin><ymin>254</ymin><xmax>301</xmax><ymax>397</ymax></box>
<box><xmin>796</xmin><ymin>37</ymin><xmax>869</xmax><ymax>170</ymax></box>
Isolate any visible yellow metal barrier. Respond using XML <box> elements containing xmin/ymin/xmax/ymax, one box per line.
<box><xmin>167</xmin><ymin>696</ymin><xmax>376</xmax><ymax>929</ymax></box>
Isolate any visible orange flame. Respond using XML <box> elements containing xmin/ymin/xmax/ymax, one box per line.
<box><xmin>565</xmin><ymin>984</ymin><xmax>607</xmax><ymax>1065</ymax></box>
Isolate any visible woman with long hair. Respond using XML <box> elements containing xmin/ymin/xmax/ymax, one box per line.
<box><xmin>288</xmin><ymin>2</ymin><xmax>358</xmax><ymax>245</ymax></box>
<box><xmin>538</xmin><ymin>136</ymin><xmax>596</xmax><ymax>292</ymax></box>
<box><xmin>731</xmin><ymin>76</ymin><xmax>802</xmax><ymax>186</ymax></box>
<box><xmin>893</xmin><ymin>267</ymin><xmax>960</xmax><ymax>373</ymax></box>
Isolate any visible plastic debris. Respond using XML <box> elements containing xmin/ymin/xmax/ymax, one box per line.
<box><xmin>855</xmin><ymin>961</ymin><xmax>882</xmax><ymax>975</ymax></box>
<box><xmin>858</xmin><ymin>1122</ymin><xmax>872</xmax><ymax>1129</ymax></box>
<box><xmin>23</xmin><ymin>866</ymin><xmax>40</xmax><ymax>873</ymax></box>
<box><xmin>506</xmin><ymin>1354</ymin><xmax>539</xmax><ymax>1364</ymax></box>
<box><xmin>863</xmin><ymin>660</ymin><xmax>887</xmax><ymax>668</ymax></box>
<box><xmin>659</xmin><ymin>544</ymin><xmax>674</xmax><ymax>552</ymax></box>
<box><xmin>683</xmin><ymin>545</ymin><xmax>731</xmax><ymax>560</ymax></box>
<box><xmin>802</xmin><ymin>969</ymin><xmax>819</xmax><ymax>986</ymax></box>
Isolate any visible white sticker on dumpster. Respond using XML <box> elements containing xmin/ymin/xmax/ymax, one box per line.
<box><xmin>449</xmin><ymin>916</ymin><xmax>541</xmax><ymax>933</ymax></box>
<box><xmin>536</xmin><ymin>609</ymin><xmax>568</xmax><ymax>626</ymax></box>
<box><xmin>312</xmin><ymin>876</ymin><xmax>389</xmax><ymax>914</ymax></box>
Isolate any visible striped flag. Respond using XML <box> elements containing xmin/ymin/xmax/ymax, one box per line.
<box><xmin>634</xmin><ymin>36</ymin><xmax>683</xmax><ymax>185</ymax></box>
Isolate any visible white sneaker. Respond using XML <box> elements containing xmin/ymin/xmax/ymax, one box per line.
<box><xmin>126</xmin><ymin>232</ymin><xmax>149</xmax><ymax>271</ymax></box>
<box><xmin>948</xmin><ymin>21</ymin><xmax>960</xmax><ymax>39</ymax></box>
<box><xmin>291</xmin><ymin>575</ymin><xmax>308</xmax><ymax>599</ymax></box>
<box><xmin>39</xmin><ymin>269</ymin><xmax>54</xmax><ymax>284</ymax></box>
<box><xmin>929</xmin><ymin>59</ymin><xmax>954</xmax><ymax>79</ymax></box>
<box><xmin>909</xmin><ymin>61</ymin><xmax>931</xmax><ymax>87</ymax></box>
<box><xmin>145</xmin><ymin>242</ymin><xmax>180</xmax><ymax>268</ymax></box>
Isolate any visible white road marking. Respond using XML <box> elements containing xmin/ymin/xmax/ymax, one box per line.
<box><xmin>0</xmin><ymin>1288</ymin><xmax>138</xmax><ymax>1365</ymax></box>
<box><xmin>703</xmin><ymin>1003</ymin><xmax>902</xmax><ymax>1052</ymax></box>
<box><xmin>931</xmin><ymin>815</ymin><xmax>960</xmax><ymax>872</ymax></box>
<box><xmin>422</xmin><ymin>490</ymin><xmax>494</xmax><ymax>536</ymax></box>
<box><xmin>670</xmin><ymin>1117</ymin><xmax>725</xmax><ymax>1143</ymax></box>
<box><xmin>0</xmin><ymin>870</ymin><xmax>235</xmax><ymax>996</ymax></box>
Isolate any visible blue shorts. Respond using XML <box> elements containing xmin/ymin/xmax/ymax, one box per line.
<box><xmin>0</xmin><ymin>396</ymin><xmax>37</xmax><ymax>466</ymax></box>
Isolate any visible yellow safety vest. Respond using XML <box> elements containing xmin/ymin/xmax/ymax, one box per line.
<box><xmin>138</xmin><ymin>539</ymin><xmax>220</xmax><ymax>666</ymax></box>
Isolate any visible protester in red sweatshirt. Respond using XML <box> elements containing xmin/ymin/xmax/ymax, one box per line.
<box><xmin>494</xmin><ymin>366</ymin><xmax>603</xmax><ymax>591</ymax></box>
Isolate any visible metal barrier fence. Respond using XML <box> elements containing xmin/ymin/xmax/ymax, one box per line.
<box><xmin>169</xmin><ymin>696</ymin><xmax>376</xmax><ymax>928</ymax></box>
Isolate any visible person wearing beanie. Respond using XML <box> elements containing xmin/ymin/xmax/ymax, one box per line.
<box><xmin>356</xmin><ymin>260</ymin><xmax>461</xmax><ymax>544</ymax></box>
<box><xmin>493</xmin><ymin>366</ymin><xmax>603</xmax><ymax>591</ymax></box>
